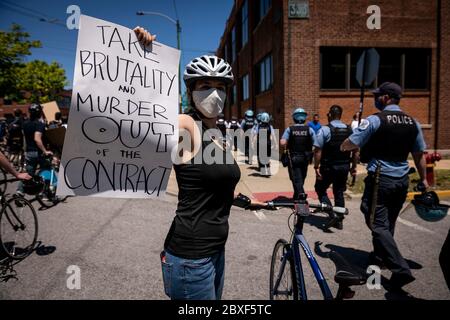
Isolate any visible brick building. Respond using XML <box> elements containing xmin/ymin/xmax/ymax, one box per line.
<box><xmin>217</xmin><ymin>0</ymin><xmax>449</xmax><ymax>151</ymax></box>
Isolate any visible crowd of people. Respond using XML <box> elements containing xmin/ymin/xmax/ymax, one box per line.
<box><xmin>0</xmin><ymin>105</ymin><xmax>67</xmax><ymax>195</ymax></box>
<box><xmin>1</xmin><ymin>27</ymin><xmax>442</xmax><ymax>301</ymax></box>
<box><xmin>135</xmin><ymin>26</ymin><xmax>447</xmax><ymax>301</ymax></box>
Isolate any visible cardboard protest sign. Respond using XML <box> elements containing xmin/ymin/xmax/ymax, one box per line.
<box><xmin>42</xmin><ymin>101</ymin><xmax>61</xmax><ymax>122</ymax></box>
<box><xmin>57</xmin><ymin>15</ymin><xmax>180</xmax><ymax>198</ymax></box>
<box><xmin>45</xmin><ymin>126</ymin><xmax>66</xmax><ymax>151</ymax></box>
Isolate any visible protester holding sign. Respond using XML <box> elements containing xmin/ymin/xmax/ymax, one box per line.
<box><xmin>134</xmin><ymin>27</ymin><xmax>267</xmax><ymax>300</ymax></box>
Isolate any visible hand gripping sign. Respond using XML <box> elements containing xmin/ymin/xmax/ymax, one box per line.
<box><xmin>57</xmin><ymin>15</ymin><xmax>180</xmax><ymax>198</ymax></box>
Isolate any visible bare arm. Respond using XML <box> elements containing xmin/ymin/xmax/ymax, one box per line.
<box><xmin>350</xmin><ymin>150</ymin><xmax>359</xmax><ymax>175</ymax></box>
<box><xmin>412</xmin><ymin>151</ymin><xmax>429</xmax><ymax>188</ymax></box>
<box><xmin>313</xmin><ymin>148</ymin><xmax>321</xmax><ymax>169</ymax></box>
<box><xmin>34</xmin><ymin>132</ymin><xmax>51</xmax><ymax>155</ymax></box>
<box><xmin>280</xmin><ymin>139</ymin><xmax>287</xmax><ymax>148</ymax></box>
<box><xmin>340</xmin><ymin>138</ymin><xmax>359</xmax><ymax>152</ymax></box>
<box><xmin>0</xmin><ymin>152</ymin><xmax>31</xmax><ymax>179</ymax></box>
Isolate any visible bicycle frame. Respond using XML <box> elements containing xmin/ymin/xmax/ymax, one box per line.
<box><xmin>273</xmin><ymin>214</ymin><xmax>333</xmax><ymax>300</ymax></box>
<box><xmin>291</xmin><ymin>216</ymin><xmax>333</xmax><ymax>300</ymax></box>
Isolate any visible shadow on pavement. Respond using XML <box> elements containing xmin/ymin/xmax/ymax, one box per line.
<box><xmin>314</xmin><ymin>242</ymin><xmax>424</xmax><ymax>300</ymax></box>
<box><xmin>0</xmin><ymin>240</ymin><xmax>56</xmax><ymax>283</ymax></box>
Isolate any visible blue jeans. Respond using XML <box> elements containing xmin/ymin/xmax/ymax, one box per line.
<box><xmin>161</xmin><ymin>249</ymin><xmax>225</xmax><ymax>300</ymax></box>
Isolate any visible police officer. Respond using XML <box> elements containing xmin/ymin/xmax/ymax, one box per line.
<box><xmin>255</xmin><ymin>112</ymin><xmax>275</xmax><ymax>176</ymax></box>
<box><xmin>216</xmin><ymin>113</ymin><xmax>228</xmax><ymax>142</ymax></box>
<box><xmin>314</xmin><ymin>105</ymin><xmax>356</xmax><ymax>229</ymax></box>
<box><xmin>341</xmin><ymin>82</ymin><xmax>428</xmax><ymax>291</ymax></box>
<box><xmin>240</xmin><ymin>110</ymin><xmax>256</xmax><ymax>164</ymax></box>
<box><xmin>280</xmin><ymin>108</ymin><xmax>316</xmax><ymax>200</ymax></box>
<box><xmin>17</xmin><ymin>104</ymin><xmax>53</xmax><ymax>195</ymax></box>
<box><xmin>228</xmin><ymin>116</ymin><xmax>240</xmax><ymax>151</ymax></box>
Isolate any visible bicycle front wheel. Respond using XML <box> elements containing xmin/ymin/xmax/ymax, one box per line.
<box><xmin>270</xmin><ymin>239</ymin><xmax>298</xmax><ymax>300</ymax></box>
<box><xmin>0</xmin><ymin>196</ymin><xmax>38</xmax><ymax>260</ymax></box>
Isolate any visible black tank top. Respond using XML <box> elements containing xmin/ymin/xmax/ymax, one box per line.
<box><xmin>164</xmin><ymin>118</ymin><xmax>241</xmax><ymax>259</ymax></box>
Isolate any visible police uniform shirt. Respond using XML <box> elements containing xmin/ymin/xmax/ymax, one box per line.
<box><xmin>281</xmin><ymin>124</ymin><xmax>318</xmax><ymax>145</ymax></box>
<box><xmin>348</xmin><ymin>105</ymin><xmax>426</xmax><ymax>177</ymax></box>
<box><xmin>314</xmin><ymin>120</ymin><xmax>351</xmax><ymax>149</ymax></box>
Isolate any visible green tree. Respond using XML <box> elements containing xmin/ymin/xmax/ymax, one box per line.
<box><xmin>0</xmin><ymin>23</ymin><xmax>41</xmax><ymax>100</ymax></box>
<box><xmin>0</xmin><ymin>24</ymin><xmax>67</xmax><ymax>103</ymax></box>
<box><xmin>17</xmin><ymin>60</ymin><xmax>67</xmax><ymax>103</ymax></box>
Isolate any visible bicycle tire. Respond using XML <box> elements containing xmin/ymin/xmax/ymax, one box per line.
<box><xmin>36</xmin><ymin>180</ymin><xmax>59</xmax><ymax>209</ymax></box>
<box><xmin>269</xmin><ymin>239</ymin><xmax>298</xmax><ymax>300</ymax></box>
<box><xmin>0</xmin><ymin>196</ymin><xmax>38</xmax><ymax>260</ymax></box>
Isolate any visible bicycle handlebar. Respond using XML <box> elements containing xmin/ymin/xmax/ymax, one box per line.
<box><xmin>266</xmin><ymin>201</ymin><xmax>347</xmax><ymax>215</ymax></box>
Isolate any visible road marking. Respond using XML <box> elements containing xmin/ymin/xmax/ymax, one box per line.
<box><xmin>253</xmin><ymin>210</ymin><xmax>268</xmax><ymax>221</ymax></box>
<box><xmin>397</xmin><ymin>217</ymin><xmax>434</xmax><ymax>234</ymax></box>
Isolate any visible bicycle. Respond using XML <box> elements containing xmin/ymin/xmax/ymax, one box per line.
<box><xmin>25</xmin><ymin>154</ymin><xmax>66</xmax><ymax>209</ymax></box>
<box><xmin>267</xmin><ymin>194</ymin><xmax>366</xmax><ymax>300</ymax></box>
<box><xmin>0</xmin><ymin>175</ymin><xmax>40</xmax><ymax>260</ymax></box>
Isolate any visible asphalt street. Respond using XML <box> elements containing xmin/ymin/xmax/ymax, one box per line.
<box><xmin>1</xmin><ymin>184</ymin><xmax>449</xmax><ymax>300</ymax></box>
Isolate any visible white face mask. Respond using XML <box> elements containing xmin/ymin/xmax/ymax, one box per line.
<box><xmin>192</xmin><ymin>88</ymin><xmax>226</xmax><ymax>118</ymax></box>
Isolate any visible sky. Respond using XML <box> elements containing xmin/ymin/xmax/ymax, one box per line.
<box><xmin>0</xmin><ymin>0</ymin><xmax>234</xmax><ymax>92</ymax></box>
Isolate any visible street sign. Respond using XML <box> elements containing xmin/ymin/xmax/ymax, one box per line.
<box><xmin>288</xmin><ymin>0</ymin><xmax>309</xmax><ymax>19</ymax></box>
<box><xmin>356</xmin><ymin>48</ymin><xmax>380</xmax><ymax>87</ymax></box>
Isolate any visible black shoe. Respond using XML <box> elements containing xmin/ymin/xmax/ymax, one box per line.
<box><xmin>335</xmin><ymin>221</ymin><xmax>343</xmax><ymax>230</ymax></box>
<box><xmin>368</xmin><ymin>252</ymin><xmax>387</xmax><ymax>270</ymax></box>
<box><xmin>389</xmin><ymin>273</ymin><xmax>415</xmax><ymax>290</ymax></box>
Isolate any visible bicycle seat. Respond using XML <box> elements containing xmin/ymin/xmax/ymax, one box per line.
<box><xmin>329</xmin><ymin>251</ymin><xmax>366</xmax><ymax>287</ymax></box>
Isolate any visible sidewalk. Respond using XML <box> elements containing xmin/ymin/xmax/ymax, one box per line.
<box><xmin>166</xmin><ymin>153</ymin><xmax>450</xmax><ymax>202</ymax></box>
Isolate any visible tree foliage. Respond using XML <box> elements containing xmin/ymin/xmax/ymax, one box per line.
<box><xmin>0</xmin><ymin>24</ymin><xmax>67</xmax><ymax>103</ymax></box>
<box><xmin>17</xmin><ymin>60</ymin><xmax>67</xmax><ymax>103</ymax></box>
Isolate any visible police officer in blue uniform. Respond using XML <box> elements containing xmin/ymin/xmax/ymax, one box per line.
<box><xmin>240</xmin><ymin>110</ymin><xmax>256</xmax><ymax>164</ymax></box>
<box><xmin>256</xmin><ymin>112</ymin><xmax>275</xmax><ymax>176</ymax></box>
<box><xmin>341</xmin><ymin>82</ymin><xmax>429</xmax><ymax>291</ymax></box>
<box><xmin>281</xmin><ymin>108</ymin><xmax>317</xmax><ymax>200</ymax></box>
<box><xmin>314</xmin><ymin>105</ymin><xmax>356</xmax><ymax>229</ymax></box>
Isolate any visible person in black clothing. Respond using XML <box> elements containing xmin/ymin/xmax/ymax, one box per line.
<box><xmin>48</xmin><ymin>111</ymin><xmax>63</xmax><ymax>129</ymax></box>
<box><xmin>240</xmin><ymin>110</ymin><xmax>255</xmax><ymax>164</ymax></box>
<box><xmin>216</xmin><ymin>113</ymin><xmax>227</xmax><ymax>140</ymax></box>
<box><xmin>280</xmin><ymin>108</ymin><xmax>316</xmax><ymax>199</ymax></box>
<box><xmin>17</xmin><ymin>104</ymin><xmax>53</xmax><ymax>195</ymax></box>
<box><xmin>255</xmin><ymin>112</ymin><xmax>275</xmax><ymax>176</ymax></box>
<box><xmin>228</xmin><ymin>116</ymin><xmax>240</xmax><ymax>151</ymax></box>
<box><xmin>341</xmin><ymin>82</ymin><xmax>428</xmax><ymax>291</ymax></box>
<box><xmin>313</xmin><ymin>105</ymin><xmax>357</xmax><ymax>229</ymax></box>
<box><xmin>7</xmin><ymin>108</ymin><xmax>24</xmax><ymax>154</ymax></box>
<box><xmin>134</xmin><ymin>26</ymin><xmax>267</xmax><ymax>301</ymax></box>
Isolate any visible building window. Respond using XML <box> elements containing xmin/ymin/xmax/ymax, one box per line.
<box><xmin>242</xmin><ymin>74</ymin><xmax>249</xmax><ymax>101</ymax></box>
<box><xmin>321</xmin><ymin>47</ymin><xmax>430</xmax><ymax>91</ymax></box>
<box><xmin>256</xmin><ymin>55</ymin><xmax>273</xmax><ymax>94</ymax></box>
<box><xmin>231</xmin><ymin>27</ymin><xmax>236</xmax><ymax>62</ymax></box>
<box><xmin>255</xmin><ymin>0</ymin><xmax>272</xmax><ymax>26</ymax></box>
<box><xmin>321</xmin><ymin>47</ymin><xmax>347</xmax><ymax>90</ymax></box>
<box><xmin>241</xmin><ymin>0</ymin><xmax>249</xmax><ymax>47</ymax></box>
<box><xmin>377</xmin><ymin>48</ymin><xmax>402</xmax><ymax>86</ymax></box>
<box><xmin>404</xmin><ymin>49</ymin><xmax>430</xmax><ymax>90</ymax></box>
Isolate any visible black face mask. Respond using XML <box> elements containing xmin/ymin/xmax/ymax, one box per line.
<box><xmin>374</xmin><ymin>95</ymin><xmax>385</xmax><ymax>111</ymax></box>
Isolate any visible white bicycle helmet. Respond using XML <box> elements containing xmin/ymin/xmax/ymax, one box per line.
<box><xmin>184</xmin><ymin>55</ymin><xmax>234</xmax><ymax>87</ymax></box>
